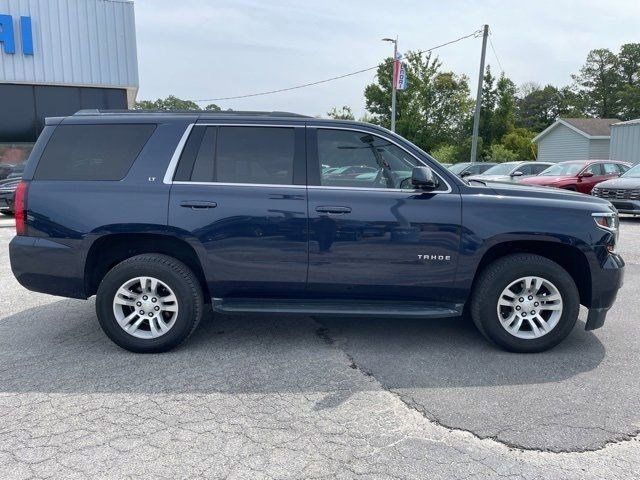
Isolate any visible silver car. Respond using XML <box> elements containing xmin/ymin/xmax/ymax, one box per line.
<box><xmin>465</xmin><ymin>161</ymin><xmax>553</xmax><ymax>184</ymax></box>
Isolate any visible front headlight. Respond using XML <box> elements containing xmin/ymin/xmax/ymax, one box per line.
<box><xmin>592</xmin><ymin>211</ymin><xmax>619</xmax><ymax>252</ymax></box>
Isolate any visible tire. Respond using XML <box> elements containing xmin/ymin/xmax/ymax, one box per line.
<box><xmin>96</xmin><ymin>254</ymin><xmax>204</xmax><ymax>353</ymax></box>
<box><xmin>470</xmin><ymin>254</ymin><xmax>579</xmax><ymax>353</ymax></box>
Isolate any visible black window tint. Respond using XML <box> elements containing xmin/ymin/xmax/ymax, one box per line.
<box><xmin>216</xmin><ymin>127</ymin><xmax>294</xmax><ymax>185</ymax></box>
<box><xmin>531</xmin><ymin>164</ymin><xmax>548</xmax><ymax>174</ymax></box>
<box><xmin>190</xmin><ymin>127</ymin><xmax>216</xmax><ymax>182</ymax></box>
<box><xmin>173</xmin><ymin>126</ymin><xmax>206</xmax><ymax>181</ymax></box>
<box><xmin>34</xmin><ymin>124</ymin><xmax>155</xmax><ymax>181</ymax></box>
<box><xmin>517</xmin><ymin>165</ymin><xmax>533</xmax><ymax>175</ymax></box>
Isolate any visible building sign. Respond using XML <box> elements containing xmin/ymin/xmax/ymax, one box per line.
<box><xmin>0</xmin><ymin>14</ymin><xmax>34</xmax><ymax>55</ymax></box>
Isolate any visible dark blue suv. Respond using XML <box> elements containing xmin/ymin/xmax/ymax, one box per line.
<box><xmin>9</xmin><ymin>111</ymin><xmax>624</xmax><ymax>353</ymax></box>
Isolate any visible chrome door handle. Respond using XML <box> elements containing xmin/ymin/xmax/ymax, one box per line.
<box><xmin>315</xmin><ymin>206</ymin><xmax>352</xmax><ymax>215</ymax></box>
<box><xmin>180</xmin><ymin>200</ymin><xmax>217</xmax><ymax>209</ymax></box>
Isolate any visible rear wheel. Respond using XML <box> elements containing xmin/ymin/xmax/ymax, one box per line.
<box><xmin>470</xmin><ymin>254</ymin><xmax>579</xmax><ymax>352</ymax></box>
<box><xmin>96</xmin><ymin>254</ymin><xmax>204</xmax><ymax>353</ymax></box>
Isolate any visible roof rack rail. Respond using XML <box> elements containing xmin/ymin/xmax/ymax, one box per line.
<box><xmin>74</xmin><ymin>109</ymin><xmax>310</xmax><ymax>118</ymax></box>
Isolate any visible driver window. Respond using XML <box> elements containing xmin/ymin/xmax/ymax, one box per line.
<box><xmin>585</xmin><ymin>164</ymin><xmax>603</xmax><ymax>175</ymax></box>
<box><xmin>317</xmin><ymin>129</ymin><xmax>420</xmax><ymax>189</ymax></box>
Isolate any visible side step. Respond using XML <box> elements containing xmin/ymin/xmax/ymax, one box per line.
<box><xmin>212</xmin><ymin>298</ymin><xmax>462</xmax><ymax>318</ymax></box>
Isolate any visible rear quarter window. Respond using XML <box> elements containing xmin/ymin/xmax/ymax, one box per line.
<box><xmin>34</xmin><ymin>124</ymin><xmax>156</xmax><ymax>181</ymax></box>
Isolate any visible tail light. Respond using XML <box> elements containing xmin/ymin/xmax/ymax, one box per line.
<box><xmin>14</xmin><ymin>180</ymin><xmax>29</xmax><ymax>236</ymax></box>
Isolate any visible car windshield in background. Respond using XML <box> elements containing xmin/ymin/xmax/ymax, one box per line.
<box><xmin>448</xmin><ymin>163</ymin><xmax>470</xmax><ymax>174</ymax></box>
<box><xmin>482</xmin><ymin>163</ymin><xmax>517</xmax><ymax>175</ymax></box>
<box><xmin>539</xmin><ymin>163</ymin><xmax>584</xmax><ymax>176</ymax></box>
<box><xmin>622</xmin><ymin>164</ymin><xmax>640</xmax><ymax>177</ymax></box>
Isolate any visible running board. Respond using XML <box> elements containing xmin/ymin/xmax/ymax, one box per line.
<box><xmin>212</xmin><ymin>298</ymin><xmax>463</xmax><ymax>318</ymax></box>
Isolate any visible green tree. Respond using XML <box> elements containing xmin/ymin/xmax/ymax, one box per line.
<box><xmin>492</xmin><ymin>73</ymin><xmax>517</xmax><ymax>142</ymax></box>
<box><xmin>501</xmin><ymin>128</ymin><xmax>537</xmax><ymax>160</ymax></box>
<box><xmin>135</xmin><ymin>95</ymin><xmax>221</xmax><ymax>112</ymax></box>
<box><xmin>327</xmin><ymin>106</ymin><xmax>355</xmax><ymax>120</ymax></box>
<box><xmin>478</xmin><ymin>65</ymin><xmax>498</xmax><ymax>149</ymax></box>
<box><xmin>488</xmin><ymin>144</ymin><xmax>518</xmax><ymax>162</ymax></box>
<box><xmin>571</xmin><ymin>48</ymin><xmax>621</xmax><ymax>118</ymax></box>
<box><xmin>364</xmin><ymin>52</ymin><xmax>473</xmax><ymax>152</ymax></box>
<box><xmin>430</xmin><ymin>144</ymin><xmax>458</xmax><ymax>164</ymax></box>
<box><xmin>617</xmin><ymin>43</ymin><xmax>640</xmax><ymax>119</ymax></box>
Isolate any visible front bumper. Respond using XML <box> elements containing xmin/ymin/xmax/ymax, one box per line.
<box><xmin>608</xmin><ymin>199</ymin><xmax>640</xmax><ymax>215</ymax></box>
<box><xmin>585</xmin><ymin>252</ymin><xmax>624</xmax><ymax>330</ymax></box>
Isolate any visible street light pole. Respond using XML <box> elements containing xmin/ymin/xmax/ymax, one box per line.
<box><xmin>382</xmin><ymin>37</ymin><xmax>398</xmax><ymax>132</ymax></box>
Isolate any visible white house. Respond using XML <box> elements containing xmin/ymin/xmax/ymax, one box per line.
<box><xmin>532</xmin><ymin>118</ymin><xmax>619</xmax><ymax>163</ymax></box>
<box><xmin>610</xmin><ymin>119</ymin><xmax>640</xmax><ymax>165</ymax></box>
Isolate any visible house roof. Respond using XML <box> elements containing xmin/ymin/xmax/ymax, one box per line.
<box><xmin>613</xmin><ymin>118</ymin><xmax>640</xmax><ymax>126</ymax></box>
<box><xmin>532</xmin><ymin>118</ymin><xmax>619</xmax><ymax>143</ymax></box>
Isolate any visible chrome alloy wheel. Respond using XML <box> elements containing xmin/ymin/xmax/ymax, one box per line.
<box><xmin>496</xmin><ymin>276</ymin><xmax>563</xmax><ymax>340</ymax></box>
<box><xmin>112</xmin><ymin>276</ymin><xmax>179</xmax><ymax>339</ymax></box>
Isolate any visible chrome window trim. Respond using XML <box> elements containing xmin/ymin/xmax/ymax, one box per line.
<box><xmin>309</xmin><ymin>125</ymin><xmax>452</xmax><ymax>194</ymax></box>
<box><xmin>163</xmin><ymin>122</ymin><xmax>453</xmax><ymax>193</ymax></box>
<box><xmin>172</xmin><ymin>181</ymin><xmax>305</xmax><ymax>189</ymax></box>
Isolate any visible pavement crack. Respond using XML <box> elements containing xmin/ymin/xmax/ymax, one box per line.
<box><xmin>313</xmin><ymin>319</ymin><xmax>640</xmax><ymax>456</ymax></box>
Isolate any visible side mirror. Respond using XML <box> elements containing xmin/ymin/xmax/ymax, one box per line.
<box><xmin>460</xmin><ymin>171</ymin><xmax>471</xmax><ymax>178</ymax></box>
<box><xmin>511</xmin><ymin>170</ymin><xmax>524</xmax><ymax>177</ymax></box>
<box><xmin>580</xmin><ymin>171</ymin><xmax>594</xmax><ymax>178</ymax></box>
<box><xmin>411</xmin><ymin>166</ymin><xmax>438</xmax><ymax>190</ymax></box>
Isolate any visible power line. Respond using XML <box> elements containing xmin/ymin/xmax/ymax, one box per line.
<box><xmin>488</xmin><ymin>28</ymin><xmax>504</xmax><ymax>73</ymax></box>
<box><xmin>194</xmin><ymin>29</ymin><xmax>483</xmax><ymax>103</ymax></box>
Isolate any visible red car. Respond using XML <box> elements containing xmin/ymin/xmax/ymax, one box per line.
<box><xmin>518</xmin><ymin>160</ymin><xmax>631</xmax><ymax>194</ymax></box>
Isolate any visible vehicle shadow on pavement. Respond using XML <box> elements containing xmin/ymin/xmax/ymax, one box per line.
<box><xmin>0</xmin><ymin>298</ymin><xmax>605</xmax><ymax>395</ymax></box>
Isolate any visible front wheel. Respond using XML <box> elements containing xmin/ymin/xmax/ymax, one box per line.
<box><xmin>96</xmin><ymin>254</ymin><xmax>204</xmax><ymax>353</ymax></box>
<box><xmin>470</xmin><ymin>254</ymin><xmax>580</xmax><ymax>353</ymax></box>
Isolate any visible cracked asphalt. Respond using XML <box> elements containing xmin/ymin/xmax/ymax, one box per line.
<box><xmin>0</xmin><ymin>217</ymin><xmax>639</xmax><ymax>479</ymax></box>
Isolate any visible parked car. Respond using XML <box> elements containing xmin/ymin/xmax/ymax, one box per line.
<box><xmin>448</xmin><ymin>162</ymin><xmax>498</xmax><ymax>178</ymax></box>
<box><xmin>465</xmin><ymin>161</ymin><xmax>553</xmax><ymax>184</ymax></box>
<box><xmin>0</xmin><ymin>164</ymin><xmax>25</xmax><ymax>215</ymax></box>
<box><xmin>0</xmin><ymin>163</ymin><xmax>16</xmax><ymax>180</ymax></box>
<box><xmin>10</xmin><ymin>111</ymin><xmax>623</xmax><ymax>354</ymax></box>
<box><xmin>592</xmin><ymin>163</ymin><xmax>640</xmax><ymax>215</ymax></box>
<box><xmin>518</xmin><ymin>160</ymin><xmax>631</xmax><ymax>194</ymax></box>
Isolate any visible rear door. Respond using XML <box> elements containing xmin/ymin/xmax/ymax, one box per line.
<box><xmin>305</xmin><ymin>126</ymin><xmax>461</xmax><ymax>303</ymax></box>
<box><xmin>167</xmin><ymin>122</ymin><xmax>308</xmax><ymax>298</ymax></box>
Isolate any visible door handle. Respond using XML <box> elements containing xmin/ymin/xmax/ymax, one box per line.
<box><xmin>180</xmin><ymin>200</ymin><xmax>217</xmax><ymax>209</ymax></box>
<box><xmin>315</xmin><ymin>206</ymin><xmax>352</xmax><ymax>215</ymax></box>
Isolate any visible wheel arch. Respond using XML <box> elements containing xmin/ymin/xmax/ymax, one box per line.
<box><xmin>472</xmin><ymin>240</ymin><xmax>592</xmax><ymax>307</ymax></box>
<box><xmin>84</xmin><ymin>233</ymin><xmax>210</xmax><ymax>300</ymax></box>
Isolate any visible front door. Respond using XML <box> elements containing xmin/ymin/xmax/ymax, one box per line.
<box><xmin>168</xmin><ymin>123</ymin><xmax>308</xmax><ymax>298</ymax></box>
<box><xmin>306</xmin><ymin>127</ymin><xmax>461</xmax><ymax>303</ymax></box>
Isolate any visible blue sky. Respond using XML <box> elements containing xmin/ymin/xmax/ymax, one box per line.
<box><xmin>134</xmin><ymin>0</ymin><xmax>640</xmax><ymax>116</ymax></box>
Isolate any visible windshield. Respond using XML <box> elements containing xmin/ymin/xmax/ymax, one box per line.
<box><xmin>483</xmin><ymin>163</ymin><xmax>518</xmax><ymax>175</ymax></box>
<box><xmin>448</xmin><ymin>163</ymin><xmax>470</xmax><ymax>174</ymax></box>
<box><xmin>539</xmin><ymin>163</ymin><xmax>584</xmax><ymax>176</ymax></box>
<box><xmin>623</xmin><ymin>164</ymin><xmax>640</xmax><ymax>178</ymax></box>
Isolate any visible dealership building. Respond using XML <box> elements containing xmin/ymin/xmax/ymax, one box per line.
<box><xmin>0</xmin><ymin>0</ymin><xmax>138</xmax><ymax>166</ymax></box>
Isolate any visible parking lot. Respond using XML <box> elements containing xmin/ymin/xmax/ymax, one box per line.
<box><xmin>0</xmin><ymin>217</ymin><xmax>638</xmax><ymax>479</ymax></box>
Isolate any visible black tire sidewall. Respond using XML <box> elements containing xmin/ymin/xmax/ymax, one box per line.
<box><xmin>473</xmin><ymin>255</ymin><xmax>580</xmax><ymax>353</ymax></box>
<box><xmin>96</xmin><ymin>255</ymin><xmax>202</xmax><ymax>353</ymax></box>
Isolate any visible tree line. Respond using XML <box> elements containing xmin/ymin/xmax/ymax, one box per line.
<box><xmin>134</xmin><ymin>43</ymin><xmax>640</xmax><ymax>164</ymax></box>
<box><xmin>330</xmin><ymin>43</ymin><xmax>640</xmax><ymax>163</ymax></box>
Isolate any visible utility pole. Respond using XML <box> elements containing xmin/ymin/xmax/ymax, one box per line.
<box><xmin>382</xmin><ymin>37</ymin><xmax>398</xmax><ymax>132</ymax></box>
<box><xmin>470</xmin><ymin>25</ymin><xmax>489</xmax><ymax>162</ymax></box>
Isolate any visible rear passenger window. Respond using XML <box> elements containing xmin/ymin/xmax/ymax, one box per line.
<box><xmin>34</xmin><ymin>124</ymin><xmax>155</xmax><ymax>181</ymax></box>
<box><xmin>603</xmin><ymin>163</ymin><xmax>620</xmax><ymax>174</ymax></box>
<box><xmin>216</xmin><ymin>127</ymin><xmax>294</xmax><ymax>185</ymax></box>
<box><xmin>175</xmin><ymin>126</ymin><xmax>295</xmax><ymax>185</ymax></box>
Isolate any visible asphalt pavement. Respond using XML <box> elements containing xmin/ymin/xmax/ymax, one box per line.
<box><xmin>0</xmin><ymin>218</ymin><xmax>639</xmax><ymax>479</ymax></box>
